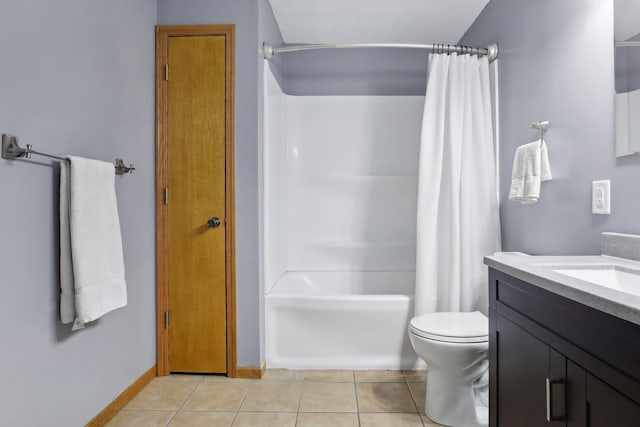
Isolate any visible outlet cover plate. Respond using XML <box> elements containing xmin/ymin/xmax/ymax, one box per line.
<box><xmin>592</xmin><ymin>180</ymin><xmax>611</xmax><ymax>215</ymax></box>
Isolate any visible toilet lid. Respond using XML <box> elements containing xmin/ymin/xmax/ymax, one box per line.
<box><xmin>409</xmin><ymin>311</ymin><xmax>488</xmax><ymax>343</ymax></box>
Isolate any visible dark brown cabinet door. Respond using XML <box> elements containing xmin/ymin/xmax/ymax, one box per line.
<box><xmin>495</xmin><ymin>315</ymin><xmax>566</xmax><ymax>426</ymax></box>
<box><xmin>568</xmin><ymin>361</ymin><xmax>640</xmax><ymax>427</ymax></box>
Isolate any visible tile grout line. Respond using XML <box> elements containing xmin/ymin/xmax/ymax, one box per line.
<box><xmin>294</xmin><ymin>374</ymin><xmax>305</xmax><ymax>426</ymax></box>
<box><xmin>353</xmin><ymin>371</ymin><xmax>362</xmax><ymax>427</ymax></box>
<box><xmin>404</xmin><ymin>378</ymin><xmax>427</xmax><ymax>427</ymax></box>
<box><xmin>163</xmin><ymin>377</ymin><xmax>204</xmax><ymax>427</ymax></box>
<box><xmin>230</xmin><ymin>379</ymin><xmax>255</xmax><ymax>426</ymax></box>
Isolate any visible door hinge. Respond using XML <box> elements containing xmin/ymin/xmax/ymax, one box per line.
<box><xmin>164</xmin><ymin>188</ymin><xmax>169</xmax><ymax>205</ymax></box>
<box><xmin>164</xmin><ymin>310</ymin><xmax>169</xmax><ymax>329</ymax></box>
<box><xmin>164</xmin><ymin>64</ymin><xmax>169</xmax><ymax>81</ymax></box>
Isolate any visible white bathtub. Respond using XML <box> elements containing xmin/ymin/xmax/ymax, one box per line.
<box><xmin>265</xmin><ymin>271</ymin><xmax>423</xmax><ymax>370</ymax></box>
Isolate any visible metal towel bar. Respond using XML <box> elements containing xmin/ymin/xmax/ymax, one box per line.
<box><xmin>1</xmin><ymin>133</ymin><xmax>135</xmax><ymax>175</ymax></box>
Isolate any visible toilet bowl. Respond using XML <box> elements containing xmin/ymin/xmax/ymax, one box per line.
<box><xmin>408</xmin><ymin>311</ymin><xmax>489</xmax><ymax>427</ymax></box>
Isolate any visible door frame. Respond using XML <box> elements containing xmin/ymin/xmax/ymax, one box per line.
<box><xmin>155</xmin><ymin>25</ymin><xmax>237</xmax><ymax>377</ymax></box>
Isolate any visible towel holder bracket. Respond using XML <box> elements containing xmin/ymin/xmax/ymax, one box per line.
<box><xmin>2</xmin><ymin>134</ymin><xmax>28</xmax><ymax>159</ymax></box>
<box><xmin>115</xmin><ymin>159</ymin><xmax>135</xmax><ymax>175</ymax></box>
<box><xmin>531</xmin><ymin>120</ymin><xmax>550</xmax><ymax>143</ymax></box>
<box><xmin>531</xmin><ymin>120</ymin><xmax>549</xmax><ymax>131</ymax></box>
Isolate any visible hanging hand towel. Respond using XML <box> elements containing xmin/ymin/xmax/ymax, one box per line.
<box><xmin>60</xmin><ymin>156</ymin><xmax>127</xmax><ymax>330</ymax></box>
<box><xmin>508</xmin><ymin>140</ymin><xmax>552</xmax><ymax>204</ymax></box>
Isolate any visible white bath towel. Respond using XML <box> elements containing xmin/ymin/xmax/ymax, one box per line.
<box><xmin>508</xmin><ymin>140</ymin><xmax>552</xmax><ymax>204</ymax></box>
<box><xmin>60</xmin><ymin>156</ymin><xmax>127</xmax><ymax>330</ymax></box>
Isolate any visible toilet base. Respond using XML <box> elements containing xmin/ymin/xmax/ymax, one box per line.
<box><xmin>424</xmin><ymin>368</ymin><xmax>488</xmax><ymax>427</ymax></box>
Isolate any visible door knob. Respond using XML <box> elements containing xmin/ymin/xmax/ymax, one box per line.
<box><xmin>207</xmin><ymin>217</ymin><xmax>221</xmax><ymax>228</ymax></box>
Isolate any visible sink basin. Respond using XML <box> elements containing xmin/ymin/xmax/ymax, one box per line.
<box><xmin>552</xmin><ymin>267</ymin><xmax>640</xmax><ymax>297</ymax></box>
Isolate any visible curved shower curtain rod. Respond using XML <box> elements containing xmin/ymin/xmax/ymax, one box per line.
<box><xmin>262</xmin><ymin>42</ymin><xmax>499</xmax><ymax>62</ymax></box>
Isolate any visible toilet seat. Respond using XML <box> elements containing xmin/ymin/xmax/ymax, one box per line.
<box><xmin>409</xmin><ymin>311</ymin><xmax>488</xmax><ymax>343</ymax></box>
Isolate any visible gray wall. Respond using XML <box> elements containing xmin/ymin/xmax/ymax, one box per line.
<box><xmin>281</xmin><ymin>49</ymin><xmax>428</xmax><ymax>95</ymax></box>
<box><xmin>462</xmin><ymin>0</ymin><xmax>640</xmax><ymax>255</ymax></box>
<box><xmin>158</xmin><ymin>0</ymin><xmax>283</xmax><ymax>366</ymax></box>
<box><xmin>616</xmin><ymin>46</ymin><xmax>630</xmax><ymax>92</ymax></box>
<box><xmin>0</xmin><ymin>1</ymin><xmax>157</xmax><ymax>425</ymax></box>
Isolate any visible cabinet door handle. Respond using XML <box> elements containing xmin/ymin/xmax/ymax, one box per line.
<box><xmin>546</xmin><ymin>378</ymin><xmax>566</xmax><ymax>422</ymax></box>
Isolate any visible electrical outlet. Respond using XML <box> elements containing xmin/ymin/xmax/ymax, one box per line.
<box><xmin>592</xmin><ymin>180</ymin><xmax>611</xmax><ymax>214</ymax></box>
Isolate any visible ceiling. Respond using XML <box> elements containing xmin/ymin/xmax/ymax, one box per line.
<box><xmin>268</xmin><ymin>0</ymin><xmax>490</xmax><ymax>45</ymax></box>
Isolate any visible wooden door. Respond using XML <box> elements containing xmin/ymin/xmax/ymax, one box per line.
<box><xmin>156</xmin><ymin>26</ymin><xmax>236</xmax><ymax>376</ymax></box>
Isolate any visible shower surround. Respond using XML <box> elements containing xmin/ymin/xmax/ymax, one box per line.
<box><xmin>264</xmin><ymin>65</ymin><xmax>424</xmax><ymax>369</ymax></box>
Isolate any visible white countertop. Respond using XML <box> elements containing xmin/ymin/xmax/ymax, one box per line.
<box><xmin>484</xmin><ymin>252</ymin><xmax>640</xmax><ymax>326</ymax></box>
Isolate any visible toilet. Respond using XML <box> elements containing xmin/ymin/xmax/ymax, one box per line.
<box><xmin>408</xmin><ymin>311</ymin><xmax>489</xmax><ymax>427</ymax></box>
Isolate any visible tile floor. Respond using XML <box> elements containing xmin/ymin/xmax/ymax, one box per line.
<box><xmin>107</xmin><ymin>369</ymin><xmax>446</xmax><ymax>427</ymax></box>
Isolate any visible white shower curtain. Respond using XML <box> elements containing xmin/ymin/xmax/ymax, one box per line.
<box><xmin>414</xmin><ymin>53</ymin><xmax>501</xmax><ymax>316</ymax></box>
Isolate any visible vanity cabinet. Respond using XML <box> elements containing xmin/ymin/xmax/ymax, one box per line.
<box><xmin>489</xmin><ymin>268</ymin><xmax>640</xmax><ymax>426</ymax></box>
